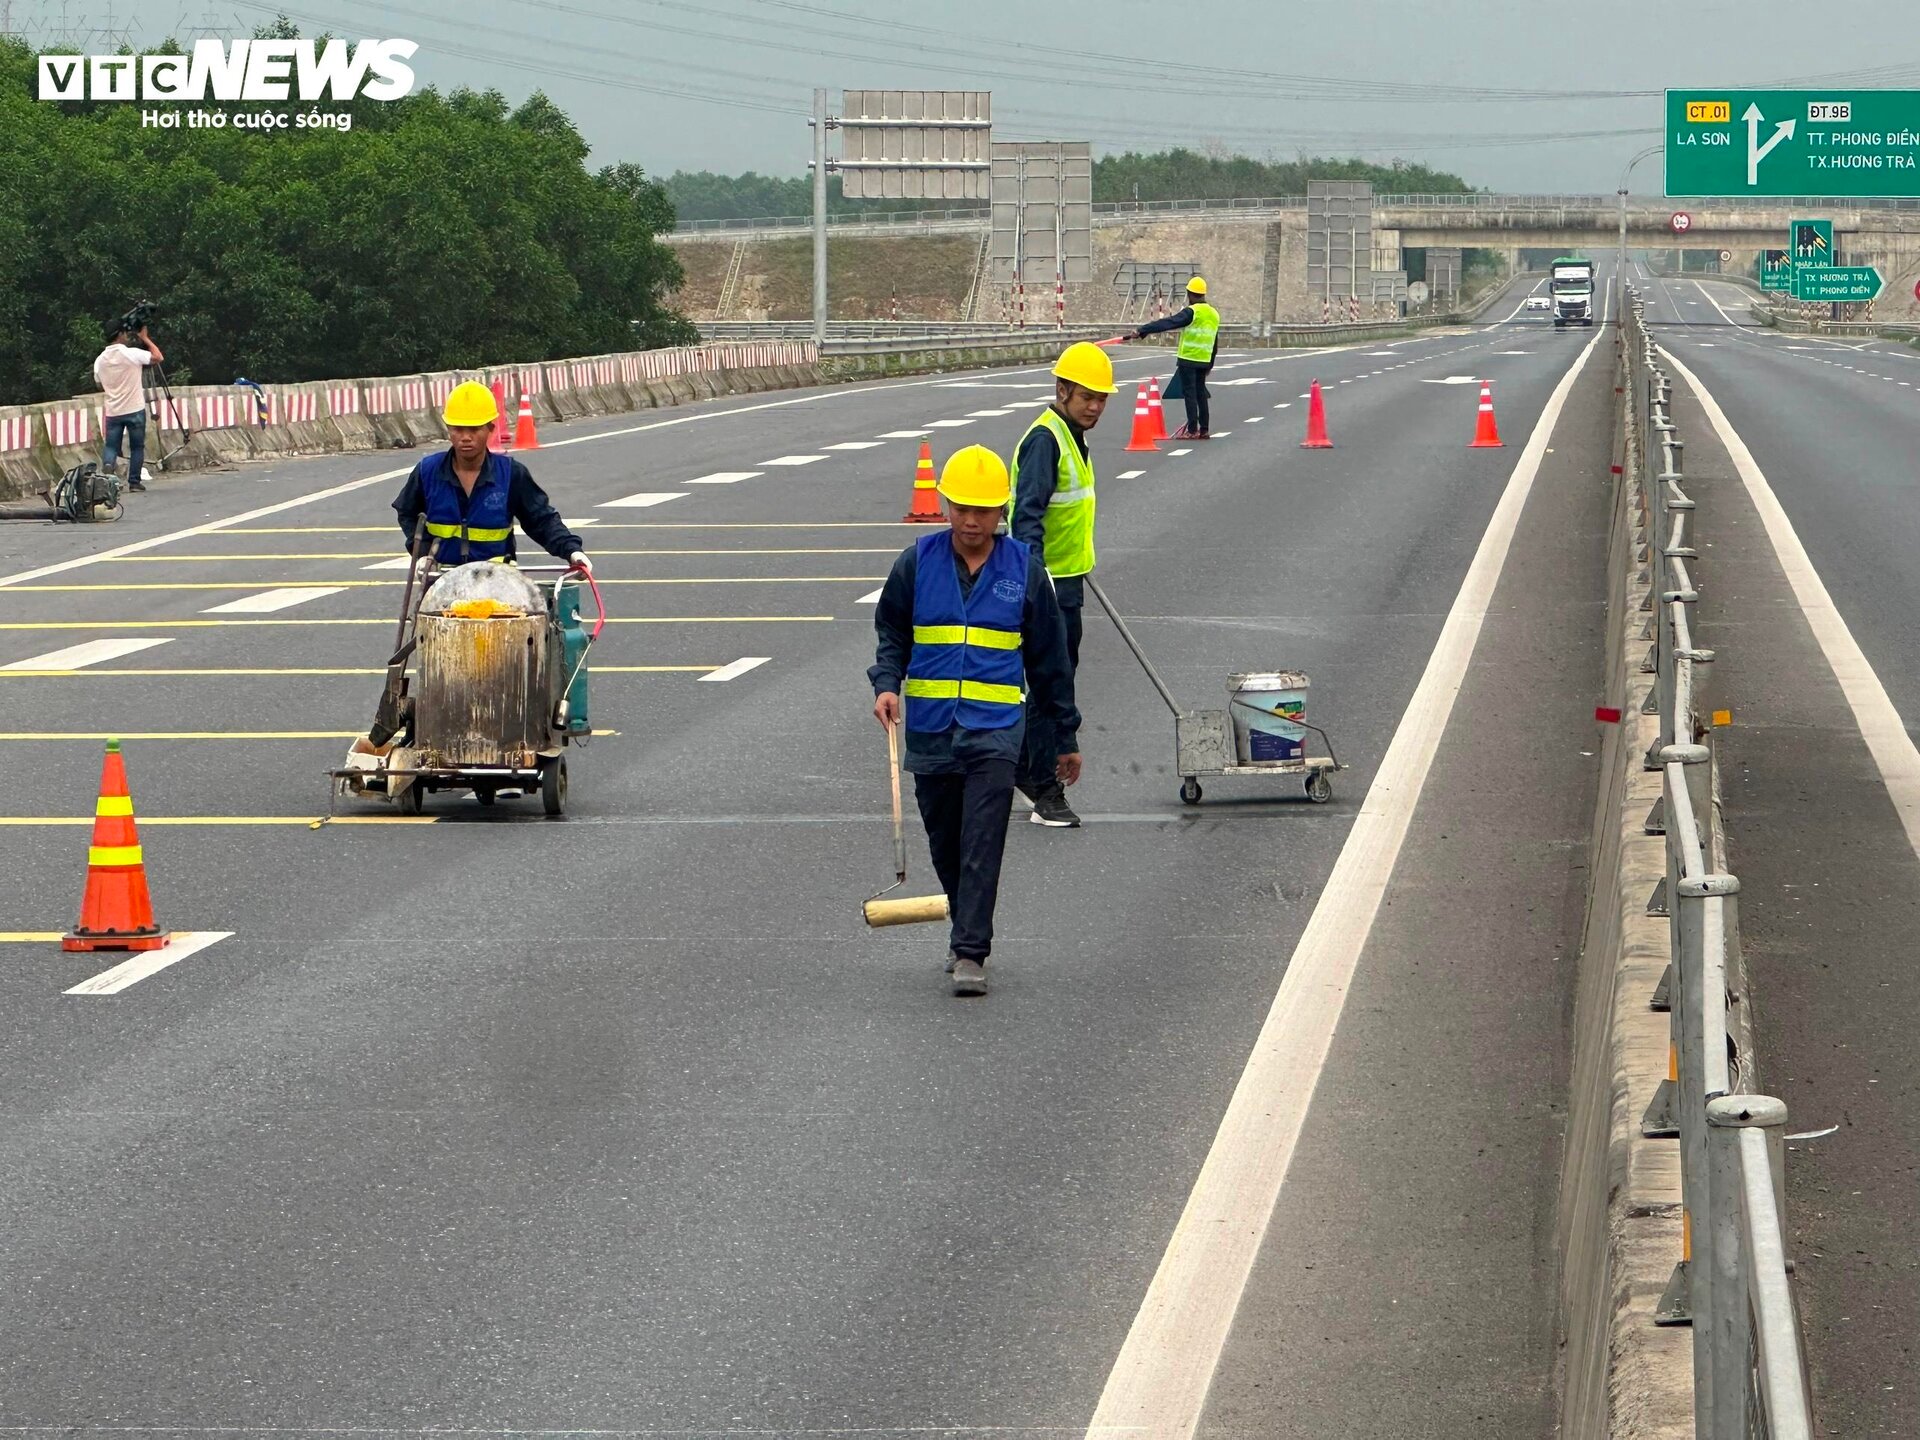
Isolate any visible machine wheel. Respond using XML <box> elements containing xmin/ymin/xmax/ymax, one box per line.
<box><xmin>399</xmin><ymin>779</ymin><xmax>426</xmax><ymax>815</ymax></box>
<box><xmin>1180</xmin><ymin>777</ymin><xmax>1203</xmax><ymax>805</ymax></box>
<box><xmin>1305</xmin><ymin>771</ymin><xmax>1333</xmax><ymax>804</ymax></box>
<box><xmin>475</xmin><ymin>787</ymin><xmax>496</xmax><ymax>807</ymax></box>
<box><xmin>541</xmin><ymin>756</ymin><xmax>567</xmax><ymax>817</ymax></box>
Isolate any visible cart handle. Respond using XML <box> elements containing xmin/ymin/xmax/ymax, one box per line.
<box><xmin>1226</xmin><ymin>695</ymin><xmax>1342</xmax><ymax>771</ymax></box>
<box><xmin>1085</xmin><ymin>575</ymin><xmax>1183</xmax><ymax>720</ymax></box>
<box><xmin>561</xmin><ymin>565</ymin><xmax>606</xmax><ymax>641</ymax></box>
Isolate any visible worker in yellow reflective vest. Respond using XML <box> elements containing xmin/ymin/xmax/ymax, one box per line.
<box><xmin>1007</xmin><ymin>340</ymin><xmax>1113</xmax><ymax>827</ymax></box>
<box><xmin>870</xmin><ymin>446</ymin><xmax>1082</xmax><ymax>997</ymax></box>
<box><xmin>391</xmin><ymin>381</ymin><xmax>589</xmax><ymax>569</ymax></box>
<box><xmin>1133</xmin><ymin>276</ymin><xmax>1219</xmax><ymax>439</ymax></box>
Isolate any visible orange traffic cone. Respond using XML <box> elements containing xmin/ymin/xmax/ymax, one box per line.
<box><xmin>1301</xmin><ymin>380</ymin><xmax>1333</xmax><ymax>449</ymax></box>
<box><xmin>1124</xmin><ymin>383</ymin><xmax>1159</xmax><ymax>452</ymax></box>
<box><xmin>903</xmin><ymin>441</ymin><xmax>943</xmax><ymax>522</ymax></box>
<box><xmin>1145</xmin><ymin>375</ymin><xmax>1168</xmax><ymax>441</ymax></box>
<box><xmin>513</xmin><ymin>388</ymin><xmax>540</xmax><ymax>450</ymax></box>
<box><xmin>488</xmin><ymin>380</ymin><xmax>510</xmax><ymax>453</ymax></box>
<box><xmin>64</xmin><ymin>739</ymin><xmax>168</xmax><ymax>952</ymax></box>
<box><xmin>1469</xmin><ymin>380</ymin><xmax>1504</xmax><ymax>447</ymax></box>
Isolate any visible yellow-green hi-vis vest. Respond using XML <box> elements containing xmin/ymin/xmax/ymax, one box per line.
<box><xmin>1009</xmin><ymin>408</ymin><xmax>1095</xmax><ymax>578</ymax></box>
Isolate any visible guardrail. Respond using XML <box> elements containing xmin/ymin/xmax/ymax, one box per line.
<box><xmin>726</xmin><ymin>313</ymin><xmax>1478</xmax><ymax>357</ymax></box>
<box><xmin>1623</xmin><ymin>285</ymin><xmax>1813</xmax><ymax>1440</ymax></box>
<box><xmin>674</xmin><ymin>191</ymin><xmax>1920</xmax><ymax>235</ymax></box>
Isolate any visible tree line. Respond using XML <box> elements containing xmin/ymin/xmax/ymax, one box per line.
<box><xmin>0</xmin><ymin>30</ymin><xmax>694</xmax><ymax>407</ymax></box>
<box><xmin>663</xmin><ymin>149</ymin><xmax>1473</xmax><ymax>222</ymax></box>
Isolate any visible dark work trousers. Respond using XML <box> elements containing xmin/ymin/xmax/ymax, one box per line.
<box><xmin>1016</xmin><ymin>600</ymin><xmax>1082</xmax><ymax>798</ymax></box>
<box><xmin>1174</xmin><ymin>359</ymin><xmax>1211</xmax><ymax>433</ymax></box>
<box><xmin>914</xmin><ymin>756</ymin><xmax>1017</xmax><ymax>961</ymax></box>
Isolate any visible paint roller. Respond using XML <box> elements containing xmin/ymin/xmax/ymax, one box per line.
<box><xmin>863</xmin><ymin>717</ymin><xmax>950</xmax><ymax>929</ymax></box>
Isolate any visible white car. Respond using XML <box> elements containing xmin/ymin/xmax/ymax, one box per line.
<box><xmin>1525</xmin><ymin>295</ymin><xmax>1552</xmax><ymax>312</ymax></box>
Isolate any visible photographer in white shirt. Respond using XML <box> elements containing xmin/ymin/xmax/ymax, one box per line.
<box><xmin>93</xmin><ymin>320</ymin><xmax>164</xmax><ymax>492</ymax></box>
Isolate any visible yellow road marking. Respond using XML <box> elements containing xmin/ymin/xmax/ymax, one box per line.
<box><xmin>16</xmin><ymin>576</ymin><xmax>884</xmax><ymax>589</ymax></box>
<box><xmin>0</xmin><ymin>933</ymin><xmax>64</xmax><ymax>942</ymax></box>
<box><xmin>0</xmin><ymin>666</ymin><xmax>716</xmax><ymax>677</ymax></box>
<box><xmin>218</xmin><ymin>523</ymin><xmax>918</xmax><ymax>533</ymax></box>
<box><xmin>0</xmin><ymin>816</ymin><xmax>438</xmax><ymax>826</ymax></box>
<box><xmin>0</xmin><ymin>617</ymin><xmax>834</xmax><ymax>629</ymax></box>
<box><xmin>0</xmin><ymin>729</ymin><xmax>623</xmax><ymax>739</ymax></box>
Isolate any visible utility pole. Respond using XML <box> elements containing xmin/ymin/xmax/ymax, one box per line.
<box><xmin>811</xmin><ymin>88</ymin><xmax>830</xmax><ymax>346</ymax></box>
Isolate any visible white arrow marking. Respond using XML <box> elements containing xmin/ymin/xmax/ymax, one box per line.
<box><xmin>1744</xmin><ymin>102</ymin><xmax>1795</xmax><ymax>186</ymax></box>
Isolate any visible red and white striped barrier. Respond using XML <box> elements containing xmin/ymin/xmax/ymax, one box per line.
<box><xmin>197</xmin><ymin>393</ymin><xmax>239</xmax><ymax>430</ymax></box>
<box><xmin>276</xmin><ymin>390</ymin><xmax>319</xmax><ymax>424</ymax></box>
<box><xmin>0</xmin><ymin>413</ymin><xmax>35</xmax><ymax>452</ymax></box>
<box><xmin>147</xmin><ymin>394</ymin><xmax>189</xmax><ymax>431</ymax></box>
<box><xmin>47</xmin><ymin>408</ymin><xmax>92</xmax><ymax>447</ymax></box>
<box><xmin>327</xmin><ymin>385</ymin><xmax>360</xmax><ymax>417</ymax></box>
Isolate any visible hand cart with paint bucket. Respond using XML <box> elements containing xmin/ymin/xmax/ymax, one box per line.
<box><xmin>1087</xmin><ymin>576</ymin><xmax>1345</xmax><ymax>806</ymax></box>
<box><xmin>330</xmin><ymin>537</ymin><xmax>605</xmax><ymax>817</ymax></box>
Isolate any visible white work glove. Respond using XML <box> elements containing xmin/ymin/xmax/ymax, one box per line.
<box><xmin>569</xmin><ymin>551</ymin><xmax>592</xmax><ymax>573</ymax></box>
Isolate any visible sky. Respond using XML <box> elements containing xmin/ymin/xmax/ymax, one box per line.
<box><xmin>16</xmin><ymin>0</ymin><xmax>1920</xmax><ymax>194</ymax></box>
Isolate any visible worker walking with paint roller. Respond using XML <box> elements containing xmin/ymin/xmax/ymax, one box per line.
<box><xmin>1008</xmin><ymin>340</ymin><xmax>1113</xmax><ymax>829</ymax></box>
<box><xmin>1131</xmin><ymin>276</ymin><xmax>1218</xmax><ymax>440</ymax></box>
<box><xmin>870</xmin><ymin>445</ymin><xmax>1082</xmax><ymax>997</ymax></box>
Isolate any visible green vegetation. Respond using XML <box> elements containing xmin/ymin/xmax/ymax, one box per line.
<box><xmin>665</xmin><ymin>149</ymin><xmax>1473</xmax><ymax>223</ymax></box>
<box><xmin>0</xmin><ymin>32</ymin><xmax>694</xmax><ymax>406</ymax></box>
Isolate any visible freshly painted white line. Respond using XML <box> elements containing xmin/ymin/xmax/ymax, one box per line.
<box><xmin>2</xmin><ymin>638</ymin><xmax>172</xmax><ymax>672</ymax></box>
<box><xmin>1664</xmin><ymin>343</ymin><xmax>1920</xmax><ymax>861</ymax></box>
<box><xmin>1087</xmin><ymin>326</ymin><xmax>1602</xmax><ymax>1435</ymax></box>
<box><xmin>1421</xmin><ymin>376</ymin><xmax>1483</xmax><ymax>385</ymax></box>
<box><xmin>1167</xmin><ymin>447</ymin><xmax>1192</xmax><ymax>456</ymax></box>
<box><xmin>202</xmin><ymin>586</ymin><xmax>346</xmax><ymax>615</ymax></box>
<box><xmin>1246</xmin><ymin>417</ymin><xmax>1263</xmax><ymax>424</ymax></box>
<box><xmin>1272</xmin><ymin>403</ymin><xmax>1292</xmax><ymax>409</ymax></box>
<box><xmin>823</xmin><ymin>441</ymin><xmax>884</xmax><ymax>450</ymax></box>
<box><xmin>599</xmin><ymin>492</ymin><xmax>691</xmax><ymax>508</ymax></box>
<box><xmin>1693</xmin><ymin>280</ymin><xmax>1742</xmax><ymax>327</ymax></box>
<box><xmin>1366</xmin><ymin>351</ymin><xmax>1399</xmax><ymax>356</ymax></box>
<box><xmin>66</xmin><ymin>930</ymin><xmax>232</xmax><ymax>995</ymax></box>
<box><xmin>571</xmin><ymin>518</ymin><xmax>601</xmax><ymax>527</ymax></box>
<box><xmin>361</xmin><ymin>556</ymin><xmax>417</xmax><ymax>571</ymax></box>
<box><xmin>1210</xmin><ymin>430</ymin><xmax>1232</xmax><ymax>437</ymax></box>
<box><xmin>856</xmin><ymin>588</ymin><xmax>883</xmax><ymax>603</ymax></box>
<box><xmin>926</xmin><ymin>419</ymin><xmax>974</xmax><ymax>429</ymax></box>
<box><xmin>698</xmin><ymin>656</ymin><xmax>772</xmax><ymax>683</ymax></box>
<box><xmin>687</xmin><ymin>471</ymin><xmax>762</xmax><ymax>485</ymax></box>
<box><xmin>878</xmin><ymin>430</ymin><xmax>930</xmax><ymax>439</ymax></box>
<box><xmin>1116</xmin><ymin>470</ymin><xmax>1146</xmax><ymax>480</ymax></box>
<box><xmin>966</xmin><ymin>409</ymin><xmax>1015</xmax><ymax>417</ymax></box>
<box><xmin>759</xmin><ymin>454</ymin><xmax>828</xmax><ymax>466</ymax></box>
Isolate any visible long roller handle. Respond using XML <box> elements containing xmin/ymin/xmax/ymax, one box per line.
<box><xmin>886</xmin><ymin>718</ymin><xmax>906</xmax><ymax>884</ymax></box>
<box><xmin>1086</xmin><ymin>575</ymin><xmax>1184</xmax><ymax>719</ymax></box>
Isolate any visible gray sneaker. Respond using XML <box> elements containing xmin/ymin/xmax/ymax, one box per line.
<box><xmin>1029</xmin><ymin>786</ymin><xmax>1081</xmax><ymax>827</ymax></box>
<box><xmin>944</xmin><ymin>952</ymin><xmax>959</xmax><ymax>973</ymax></box>
<box><xmin>950</xmin><ymin>958</ymin><xmax>988</xmax><ymax>996</ymax></box>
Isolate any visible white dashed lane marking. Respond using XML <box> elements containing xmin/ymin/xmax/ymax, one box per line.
<box><xmin>966</xmin><ymin>409</ymin><xmax>1015</xmax><ymax>417</ymax></box>
<box><xmin>856</xmin><ymin>588</ymin><xmax>883</xmax><ymax>603</ymax></box>
<box><xmin>2</xmin><ymin>638</ymin><xmax>172</xmax><ymax>671</ymax></box>
<box><xmin>687</xmin><ymin>471</ymin><xmax>762</xmax><ymax>485</ymax></box>
<box><xmin>823</xmin><ymin>441</ymin><xmax>883</xmax><ymax>451</ymax></box>
<box><xmin>759</xmin><ymin>455</ymin><xmax>828</xmax><ymax>466</ymax></box>
<box><xmin>926</xmin><ymin>419</ymin><xmax>974</xmax><ymax>429</ymax></box>
<box><xmin>698</xmin><ymin>656</ymin><xmax>773</xmax><ymax>682</ymax></box>
<box><xmin>1116</xmin><ymin>470</ymin><xmax>1145</xmax><ymax>480</ymax></box>
<box><xmin>600</xmin><ymin>492</ymin><xmax>690</xmax><ymax>508</ymax></box>
<box><xmin>878</xmin><ymin>430</ymin><xmax>929</xmax><ymax>439</ymax></box>
<box><xmin>202</xmin><ymin>587</ymin><xmax>346</xmax><ymax>615</ymax></box>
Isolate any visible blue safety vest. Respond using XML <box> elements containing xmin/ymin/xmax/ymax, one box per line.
<box><xmin>418</xmin><ymin>450</ymin><xmax>513</xmax><ymax>562</ymax></box>
<box><xmin>903</xmin><ymin>531</ymin><xmax>1030</xmax><ymax>733</ymax></box>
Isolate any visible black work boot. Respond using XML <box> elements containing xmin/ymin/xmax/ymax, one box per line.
<box><xmin>1029</xmin><ymin>784</ymin><xmax>1081</xmax><ymax>828</ymax></box>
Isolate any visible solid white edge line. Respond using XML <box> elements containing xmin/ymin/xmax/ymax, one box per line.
<box><xmin>1661</xmin><ymin>345</ymin><xmax>1920</xmax><ymax>857</ymax></box>
<box><xmin>1694</xmin><ymin>279</ymin><xmax>1742</xmax><ymax>328</ymax></box>
<box><xmin>1085</xmin><ymin>325</ymin><xmax>1603</xmax><ymax>1436</ymax></box>
<box><xmin>65</xmin><ymin>930</ymin><xmax>233</xmax><ymax>995</ymax></box>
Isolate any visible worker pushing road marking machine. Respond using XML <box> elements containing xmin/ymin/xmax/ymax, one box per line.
<box><xmin>331</xmin><ymin>524</ymin><xmax>604</xmax><ymax>818</ymax></box>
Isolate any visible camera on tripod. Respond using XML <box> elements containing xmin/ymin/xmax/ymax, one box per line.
<box><xmin>114</xmin><ymin>299</ymin><xmax>158</xmax><ymax>345</ymax></box>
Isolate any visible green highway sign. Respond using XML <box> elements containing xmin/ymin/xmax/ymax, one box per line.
<box><xmin>1759</xmin><ymin>249</ymin><xmax>1793</xmax><ymax>291</ymax></box>
<box><xmin>1666</xmin><ymin>90</ymin><xmax>1920</xmax><ymax>196</ymax></box>
<box><xmin>1789</xmin><ymin>218</ymin><xmax>1833</xmax><ymax>264</ymax></box>
<box><xmin>1792</xmin><ymin>265</ymin><xmax>1883</xmax><ymax>302</ymax></box>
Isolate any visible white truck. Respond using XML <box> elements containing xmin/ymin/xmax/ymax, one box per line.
<box><xmin>1550</xmin><ymin>256</ymin><xmax>1596</xmax><ymax>328</ymax></box>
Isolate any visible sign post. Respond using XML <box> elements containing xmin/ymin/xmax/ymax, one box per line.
<box><xmin>1667</xmin><ymin>90</ymin><xmax>1920</xmax><ymax>196</ymax></box>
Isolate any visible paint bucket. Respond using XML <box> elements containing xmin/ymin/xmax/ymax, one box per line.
<box><xmin>1227</xmin><ymin>671</ymin><xmax>1310</xmax><ymax>764</ymax></box>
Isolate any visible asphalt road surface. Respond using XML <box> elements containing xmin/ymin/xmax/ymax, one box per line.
<box><xmin>0</xmin><ymin>270</ymin><xmax>1618</xmax><ymax>1436</ymax></box>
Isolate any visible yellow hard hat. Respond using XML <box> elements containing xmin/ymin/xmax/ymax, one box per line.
<box><xmin>443</xmin><ymin>380</ymin><xmax>499</xmax><ymax>428</ymax></box>
<box><xmin>936</xmin><ymin>444</ymin><xmax>1012</xmax><ymax>508</ymax></box>
<box><xmin>1187</xmin><ymin>276</ymin><xmax>1208</xmax><ymax>295</ymax></box>
<box><xmin>1052</xmin><ymin>340</ymin><xmax>1116</xmax><ymax>395</ymax></box>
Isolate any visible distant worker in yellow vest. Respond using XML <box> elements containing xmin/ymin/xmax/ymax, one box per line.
<box><xmin>1132</xmin><ymin>277</ymin><xmax>1219</xmax><ymax>439</ymax></box>
<box><xmin>1006</xmin><ymin>341</ymin><xmax>1112</xmax><ymax>828</ymax></box>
